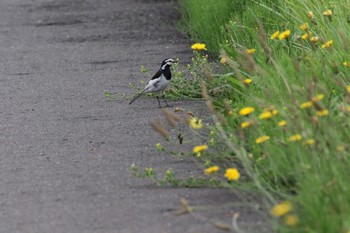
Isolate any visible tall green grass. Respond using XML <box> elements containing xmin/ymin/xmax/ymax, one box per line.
<box><xmin>179</xmin><ymin>0</ymin><xmax>284</xmax><ymax>56</ymax></box>
<box><xmin>180</xmin><ymin>0</ymin><xmax>350</xmax><ymax>232</ymax></box>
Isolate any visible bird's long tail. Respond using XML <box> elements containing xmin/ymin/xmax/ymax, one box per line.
<box><xmin>129</xmin><ymin>89</ymin><xmax>147</xmax><ymax>105</ymax></box>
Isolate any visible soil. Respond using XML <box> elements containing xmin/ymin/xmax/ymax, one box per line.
<box><xmin>0</xmin><ymin>0</ymin><xmax>269</xmax><ymax>232</ymax></box>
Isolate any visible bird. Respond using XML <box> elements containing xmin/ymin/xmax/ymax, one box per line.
<box><xmin>129</xmin><ymin>58</ymin><xmax>176</xmax><ymax>107</ymax></box>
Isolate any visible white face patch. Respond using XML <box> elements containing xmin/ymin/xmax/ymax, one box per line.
<box><xmin>161</xmin><ymin>60</ymin><xmax>174</xmax><ymax>70</ymax></box>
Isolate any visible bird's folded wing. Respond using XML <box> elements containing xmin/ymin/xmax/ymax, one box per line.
<box><xmin>151</xmin><ymin>69</ymin><xmax>162</xmax><ymax>80</ymax></box>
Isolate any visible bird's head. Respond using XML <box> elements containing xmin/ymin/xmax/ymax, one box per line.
<box><xmin>161</xmin><ymin>58</ymin><xmax>176</xmax><ymax>70</ymax></box>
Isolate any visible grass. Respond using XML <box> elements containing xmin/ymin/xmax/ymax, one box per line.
<box><xmin>170</xmin><ymin>0</ymin><xmax>350</xmax><ymax>232</ymax></box>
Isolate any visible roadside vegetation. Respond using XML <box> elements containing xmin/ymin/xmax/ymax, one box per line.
<box><xmin>131</xmin><ymin>0</ymin><xmax>350</xmax><ymax>232</ymax></box>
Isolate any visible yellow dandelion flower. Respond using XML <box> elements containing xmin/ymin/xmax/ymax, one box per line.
<box><xmin>224</xmin><ymin>168</ymin><xmax>240</xmax><ymax>181</ymax></box>
<box><xmin>303</xmin><ymin>139</ymin><xmax>315</xmax><ymax>145</ymax></box>
<box><xmin>300</xmin><ymin>101</ymin><xmax>313</xmax><ymax>109</ymax></box>
<box><xmin>301</xmin><ymin>33</ymin><xmax>309</xmax><ymax>40</ymax></box>
<box><xmin>247</xmin><ymin>48</ymin><xmax>256</xmax><ymax>54</ymax></box>
<box><xmin>343</xmin><ymin>61</ymin><xmax>350</xmax><ymax>67</ymax></box>
<box><xmin>155</xmin><ymin>143</ymin><xmax>162</xmax><ymax>150</ymax></box>
<box><xmin>189</xmin><ymin>117</ymin><xmax>203</xmax><ymax>129</ymax></box>
<box><xmin>346</xmin><ymin>85</ymin><xmax>350</xmax><ymax>93</ymax></box>
<box><xmin>321</xmin><ymin>40</ymin><xmax>333</xmax><ymax>49</ymax></box>
<box><xmin>299</xmin><ymin>23</ymin><xmax>308</xmax><ymax>30</ymax></box>
<box><xmin>191</xmin><ymin>43</ymin><xmax>207</xmax><ymax>51</ymax></box>
<box><xmin>337</xmin><ymin>145</ymin><xmax>345</xmax><ymax>152</ymax></box>
<box><xmin>220</xmin><ymin>57</ymin><xmax>228</xmax><ymax>64</ymax></box>
<box><xmin>311</xmin><ymin>94</ymin><xmax>324</xmax><ymax>102</ymax></box>
<box><xmin>278</xmin><ymin>30</ymin><xmax>291</xmax><ymax>40</ymax></box>
<box><xmin>270</xmin><ymin>30</ymin><xmax>280</xmax><ymax>40</ymax></box>
<box><xmin>259</xmin><ymin>111</ymin><xmax>273</xmax><ymax>119</ymax></box>
<box><xmin>278</xmin><ymin>120</ymin><xmax>287</xmax><ymax>127</ymax></box>
<box><xmin>310</xmin><ymin>36</ymin><xmax>319</xmax><ymax>43</ymax></box>
<box><xmin>209</xmin><ymin>138</ymin><xmax>215</xmax><ymax>144</ymax></box>
<box><xmin>205</xmin><ymin>165</ymin><xmax>219</xmax><ymax>174</ymax></box>
<box><xmin>193</xmin><ymin>144</ymin><xmax>208</xmax><ymax>157</ymax></box>
<box><xmin>272</xmin><ymin>109</ymin><xmax>279</xmax><ymax>115</ymax></box>
<box><xmin>239</xmin><ymin>107</ymin><xmax>255</xmax><ymax>116</ymax></box>
<box><xmin>284</xmin><ymin>215</ymin><xmax>298</xmax><ymax>226</ymax></box>
<box><xmin>241</xmin><ymin>121</ymin><xmax>251</xmax><ymax>128</ymax></box>
<box><xmin>307</xmin><ymin>11</ymin><xmax>315</xmax><ymax>19</ymax></box>
<box><xmin>288</xmin><ymin>134</ymin><xmax>303</xmax><ymax>142</ymax></box>
<box><xmin>243</xmin><ymin>79</ymin><xmax>252</xmax><ymax>84</ymax></box>
<box><xmin>271</xmin><ymin>201</ymin><xmax>292</xmax><ymax>217</ymax></box>
<box><xmin>323</xmin><ymin>10</ymin><xmax>332</xmax><ymax>16</ymax></box>
<box><xmin>256</xmin><ymin>135</ymin><xmax>270</xmax><ymax>144</ymax></box>
<box><xmin>316</xmin><ymin>109</ymin><xmax>329</xmax><ymax>116</ymax></box>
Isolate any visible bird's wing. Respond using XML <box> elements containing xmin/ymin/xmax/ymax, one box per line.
<box><xmin>150</xmin><ymin>69</ymin><xmax>162</xmax><ymax>80</ymax></box>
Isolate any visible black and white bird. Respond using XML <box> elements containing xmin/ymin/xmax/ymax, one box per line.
<box><xmin>129</xmin><ymin>58</ymin><xmax>176</xmax><ymax>107</ymax></box>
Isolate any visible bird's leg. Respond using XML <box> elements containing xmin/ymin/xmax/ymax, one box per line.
<box><xmin>156</xmin><ymin>96</ymin><xmax>162</xmax><ymax>108</ymax></box>
<box><xmin>162</xmin><ymin>92</ymin><xmax>171</xmax><ymax>107</ymax></box>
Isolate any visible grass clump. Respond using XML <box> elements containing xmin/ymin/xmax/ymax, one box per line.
<box><xmin>171</xmin><ymin>0</ymin><xmax>350</xmax><ymax>232</ymax></box>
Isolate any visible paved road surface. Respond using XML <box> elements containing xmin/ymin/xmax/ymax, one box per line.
<box><xmin>0</xmin><ymin>0</ymin><xmax>267</xmax><ymax>232</ymax></box>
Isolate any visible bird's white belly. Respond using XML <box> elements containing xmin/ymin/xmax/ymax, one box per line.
<box><xmin>145</xmin><ymin>75</ymin><xmax>169</xmax><ymax>93</ymax></box>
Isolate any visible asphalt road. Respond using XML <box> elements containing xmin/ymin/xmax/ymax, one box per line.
<box><xmin>0</xmin><ymin>0</ymin><xmax>267</xmax><ymax>232</ymax></box>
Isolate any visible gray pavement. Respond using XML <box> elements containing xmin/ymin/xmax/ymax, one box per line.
<box><xmin>0</xmin><ymin>0</ymin><xmax>267</xmax><ymax>232</ymax></box>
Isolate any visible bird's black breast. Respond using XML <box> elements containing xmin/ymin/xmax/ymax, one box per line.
<box><xmin>162</xmin><ymin>68</ymin><xmax>171</xmax><ymax>80</ymax></box>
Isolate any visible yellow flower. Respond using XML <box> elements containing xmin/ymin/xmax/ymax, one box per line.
<box><xmin>243</xmin><ymin>79</ymin><xmax>253</xmax><ymax>84</ymax></box>
<box><xmin>278</xmin><ymin>30</ymin><xmax>291</xmax><ymax>40</ymax></box>
<box><xmin>316</xmin><ymin>109</ymin><xmax>329</xmax><ymax>116</ymax></box>
<box><xmin>224</xmin><ymin>168</ymin><xmax>240</xmax><ymax>181</ymax></box>
<box><xmin>270</xmin><ymin>30</ymin><xmax>280</xmax><ymax>40</ymax></box>
<box><xmin>220</xmin><ymin>57</ymin><xmax>230</xmax><ymax>64</ymax></box>
<box><xmin>193</xmin><ymin>144</ymin><xmax>208</xmax><ymax>157</ymax></box>
<box><xmin>272</xmin><ymin>109</ymin><xmax>279</xmax><ymax>115</ymax></box>
<box><xmin>239</xmin><ymin>107</ymin><xmax>255</xmax><ymax>116</ymax></box>
<box><xmin>155</xmin><ymin>143</ymin><xmax>162</xmax><ymax>150</ymax></box>
<box><xmin>205</xmin><ymin>165</ymin><xmax>219</xmax><ymax>174</ymax></box>
<box><xmin>300</xmin><ymin>101</ymin><xmax>313</xmax><ymax>109</ymax></box>
<box><xmin>278</xmin><ymin>120</ymin><xmax>287</xmax><ymax>127</ymax></box>
<box><xmin>343</xmin><ymin>61</ymin><xmax>350</xmax><ymax>67</ymax></box>
<box><xmin>284</xmin><ymin>214</ymin><xmax>298</xmax><ymax>226</ymax></box>
<box><xmin>337</xmin><ymin>145</ymin><xmax>345</xmax><ymax>152</ymax></box>
<box><xmin>301</xmin><ymin>33</ymin><xmax>309</xmax><ymax>40</ymax></box>
<box><xmin>247</xmin><ymin>48</ymin><xmax>256</xmax><ymax>54</ymax></box>
<box><xmin>311</xmin><ymin>94</ymin><xmax>324</xmax><ymax>102</ymax></box>
<box><xmin>241</xmin><ymin>121</ymin><xmax>251</xmax><ymax>128</ymax></box>
<box><xmin>259</xmin><ymin>111</ymin><xmax>272</xmax><ymax>119</ymax></box>
<box><xmin>307</xmin><ymin>11</ymin><xmax>315</xmax><ymax>19</ymax></box>
<box><xmin>271</xmin><ymin>201</ymin><xmax>292</xmax><ymax>217</ymax></box>
<box><xmin>189</xmin><ymin>117</ymin><xmax>203</xmax><ymax>129</ymax></box>
<box><xmin>347</xmin><ymin>85</ymin><xmax>350</xmax><ymax>93</ymax></box>
<box><xmin>310</xmin><ymin>36</ymin><xmax>319</xmax><ymax>43</ymax></box>
<box><xmin>321</xmin><ymin>40</ymin><xmax>333</xmax><ymax>49</ymax></box>
<box><xmin>191</xmin><ymin>43</ymin><xmax>207</xmax><ymax>51</ymax></box>
<box><xmin>288</xmin><ymin>134</ymin><xmax>302</xmax><ymax>142</ymax></box>
<box><xmin>323</xmin><ymin>9</ymin><xmax>332</xmax><ymax>17</ymax></box>
<box><xmin>209</xmin><ymin>138</ymin><xmax>215</xmax><ymax>144</ymax></box>
<box><xmin>303</xmin><ymin>139</ymin><xmax>315</xmax><ymax>145</ymax></box>
<box><xmin>299</xmin><ymin>23</ymin><xmax>308</xmax><ymax>30</ymax></box>
<box><xmin>256</xmin><ymin>135</ymin><xmax>270</xmax><ymax>144</ymax></box>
